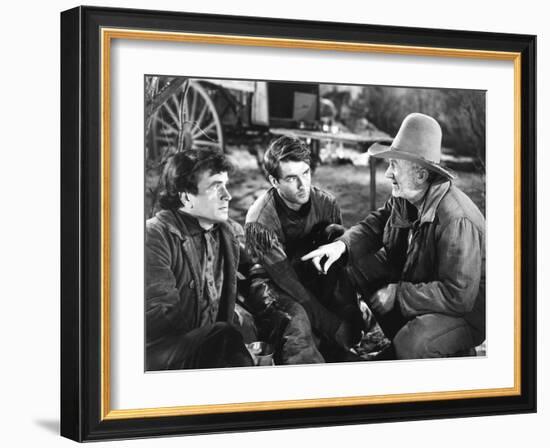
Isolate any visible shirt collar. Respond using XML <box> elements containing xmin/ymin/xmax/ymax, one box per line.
<box><xmin>419</xmin><ymin>180</ymin><xmax>451</xmax><ymax>224</ymax></box>
<box><xmin>273</xmin><ymin>189</ymin><xmax>311</xmax><ymax>218</ymax></box>
<box><xmin>389</xmin><ymin>180</ymin><xmax>451</xmax><ymax>227</ymax></box>
<box><xmin>176</xmin><ymin>210</ymin><xmax>219</xmax><ymax>236</ymax></box>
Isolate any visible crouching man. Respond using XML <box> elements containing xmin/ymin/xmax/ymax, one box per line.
<box><xmin>245</xmin><ymin>136</ymin><xmax>364</xmax><ymax>364</ymax></box>
<box><xmin>302</xmin><ymin>113</ymin><xmax>486</xmax><ymax>359</ymax></box>
<box><xmin>145</xmin><ymin>148</ymin><xmax>253</xmax><ymax>370</ymax></box>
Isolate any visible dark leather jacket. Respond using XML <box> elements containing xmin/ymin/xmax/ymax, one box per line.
<box><xmin>244</xmin><ymin>186</ymin><xmax>342</xmax><ymax>311</ymax></box>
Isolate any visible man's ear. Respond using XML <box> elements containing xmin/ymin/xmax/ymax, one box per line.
<box><xmin>268</xmin><ymin>174</ymin><xmax>279</xmax><ymax>189</ymax></box>
<box><xmin>417</xmin><ymin>167</ymin><xmax>429</xmax><ymax>184</ymax></box>
<box><xmin>179</xmin><ymin>191</ymin><xmax>191</xmax><ymax>205</ymax></box>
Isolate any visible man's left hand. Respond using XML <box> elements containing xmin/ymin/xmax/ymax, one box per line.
<box><xmin>369</xmin><ymin>284</ymin><xmax>398</xmax><ymax>315</ymax></box>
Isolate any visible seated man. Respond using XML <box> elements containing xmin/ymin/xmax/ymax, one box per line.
<box><xmin>302</xmin><ymin>113</ymin><xmax>486</xmax><ymax>359</ymax></box>
<box><xmin>145</xmin><ymin>148</ymin><xmax>253</xmax><ymax>370</ymax></box>
<box><xmin>245</xmin><ymin>136</ymin><xmax>364</xmax><ymax>364</ymax></box>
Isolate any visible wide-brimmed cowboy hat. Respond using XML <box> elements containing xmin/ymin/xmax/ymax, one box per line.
<box><xmin>368</xmin><ymin>112</ymin><xmax>454</xmax><ymax>180</ymax></box>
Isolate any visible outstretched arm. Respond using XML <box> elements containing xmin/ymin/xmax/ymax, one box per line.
<box><xmin>302</xmin><ymin>198</ymin><xmax>393</xmax><ymax>274</ymax></box>
<box><xmin>245</xmin><ymin>222</ymin><xmax>342</xmax><ymax>339</ymax></box>
<box><xmin>301</xmin><ymin>240</ymin><xmax>347</xmax><ymax>274</ymax></box>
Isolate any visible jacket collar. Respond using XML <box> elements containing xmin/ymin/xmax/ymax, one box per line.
<box><xmin>152</xmin><ymin>208</ymin><xmax>239</xmax><ymax>322</ymax></box>
<box><xmin>389</xmin><ymin>180</ymin><xmax>451</xmax><ymax>227</ymax></box>
<box><xmin>419</xmin><ymin>179</ymin><xmax>451</xmax><ymax>224</ymax></box>
<box><xmin>154</xmin><ymin>209</ymin><xmax>226</xmax><ymax>240</ymax></box>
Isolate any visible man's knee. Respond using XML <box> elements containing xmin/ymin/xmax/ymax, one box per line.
<box><xmin>283</xmin><ymin>301</ymin><xmax>311</xmax><ymax>326</ymax></box>
<box><xmin>394</xmin><ymin>321</ymin><xmax>432</xmax><ymax>359</ymax></box>
<box><xmin>233</xmin><ymin>303</ymin><xmax>258</xmax><ymax>343</ymax></box>
<box><xmin>283</xmin><ymin>302</ymin><xmax>318</xmax><ymax>343</ymax></box>
<box><xmin>201</xmin><ymin>322</ymin><xmax>247</xmax><ymax>350</ymax></box>
<box><xmin>202</xmin><ymin>322</ymin><xmax>254</xmax><ymax>368</ymax></box>
<box><xmin>393</xmin><ymin>314</ymin><xmax>474</xmax><ymax>359</ymax></box>
<box><xmin>273</xmin><ymin>301</ymin><xmax>323</xmax><ymax>364</ymax></box>
<box><xmin>209</xmin><ymin>321</ymin><xmax>241</xmax><ymax>339</ymax></box>
<box><xmin>323</xmin><ymin>223</ymin><xmax>345</xmax><ymax>243</ymax></box>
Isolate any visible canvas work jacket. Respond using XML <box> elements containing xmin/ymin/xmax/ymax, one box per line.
<box><xmin>339</xmin><ymin>180</ymin><xmax>486</xmax><ymax>334</ymax></box>
<box><xmin>145</xmin><ymin>209</ymin><xmax>241</xmax><ymax>347</ymax></box>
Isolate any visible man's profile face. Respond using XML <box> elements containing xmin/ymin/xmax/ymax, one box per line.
<box><xmin>271</xmin><ymin>160</ymin><xmax>311</xmax><ymax>209</ymax></box>
<box><xmin>385</xmin><ymin>158</ymin><xmax>419</xmax><ymax>201</ymax></box>
<box><xmin>184</xmin><ymin>170</ymin><xmax>231</xmax><ymax>225</ymax></box>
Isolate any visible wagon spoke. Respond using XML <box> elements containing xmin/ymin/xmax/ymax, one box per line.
<box><xmin>193</xmin><ymin>140</ymin><xmax>222</xmax><ymax>148</ymax></box>
<box><xmin>154</xmin><ymin>136</ymin><xmax>177</xmax><ymax>148</ymax></box>
<box><xmin>148</xmin><ymin>79</ymin><xmax>224</xmax><ymax>162</ymax></box>
<box><xmin>190</xmin><ymin>88</ymin><xmax>198</xmax><ymax>122</ymax></box>
<box><xmin>163</xmin><ymin>96</ymin><xmax>181</xmax><ymax>127</ymax></box>
<box><xmin>154</xmin><ymin>135</ymin><xmax>174</xmax><ymax>143</ymax></box>
<box><xmin>194</xmin><ymin>101</ymin><xmax>209</xmax><ymax>131</ymax></box>
<box><xmin>155</xmin><ymin>117</ymin><xmax>179</xmax><ymax>135</ymax></box>
<box><xmin>192</xmin><ymin>121</ymin><xmax>217</xmax><ymax>139</ymax></box>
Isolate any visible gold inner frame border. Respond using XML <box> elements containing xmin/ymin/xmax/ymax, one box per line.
<box><xmin>99</xmin><ymin>27</ymin><xmax>522</xmax><ymax>421</ymax></box>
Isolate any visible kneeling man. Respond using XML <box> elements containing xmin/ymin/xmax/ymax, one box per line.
<box><xmin>303</xmin><ymin>113</ymin><xmax>486</xmax><ymax>359</ymax></box>
<box><xmin>245</xmin><ymin>136</ymin><xmax>363</xmax><ymax>364</ymax></box>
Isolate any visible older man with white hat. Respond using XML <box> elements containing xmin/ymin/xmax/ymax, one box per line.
<box><xmin>302</xmin><ymin>113</ymin><xmax>486</xmax><ymax>359</ymax></box>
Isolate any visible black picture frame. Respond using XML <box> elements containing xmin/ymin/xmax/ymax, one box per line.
<box><xmin>60</xmin><ymin>5</ymin><xmax>536</xmax><ymax>442</ymax></box>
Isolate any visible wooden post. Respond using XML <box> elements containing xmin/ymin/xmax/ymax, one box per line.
<box><xmin>369</xmin><ymin>155</ymin><xmax>377</xmax><ymax>211</ymax></box>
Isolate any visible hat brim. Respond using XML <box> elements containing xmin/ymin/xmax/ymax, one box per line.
<box><xmin>368</xmin><ymin>142</ymin><xmax>455</xmax><ymax>180</ymax></box>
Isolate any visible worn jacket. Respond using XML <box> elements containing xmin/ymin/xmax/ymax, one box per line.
<box><xmin>244</xmin><ymin>186</ymin><xmax>342</xmax><ymax>308</ymax></box>
<box><xmin>339</xmin><ymin>180</ymin><xmax>485</xmax><ymax>334</ymax></box>
<box><xmin>145</xmin><ymin>209</ymin><xmax>241</xmax><ymax>347</ymax></box>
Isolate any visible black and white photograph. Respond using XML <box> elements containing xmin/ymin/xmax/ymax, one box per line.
<box><xmin>144</xmin><ymin>76</ymin><xmax>487</xmax><ymax>371</ymax></box>
<box><xmin>54</xmin><ymin>3</ymin><xmax>538</xmax><ymax>443</ymax></box>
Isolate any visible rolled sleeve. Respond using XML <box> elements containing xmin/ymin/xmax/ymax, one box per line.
<box><xmin>338</xmin><ymin>199</ymin><xmax>391</xmax><ymax>266</ymax></box>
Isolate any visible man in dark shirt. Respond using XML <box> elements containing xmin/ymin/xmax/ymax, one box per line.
<box><xmin>145</xmin><ymin>148</ymin><xmax>253</xmax><ymax>370</ymax></box>
<box><xmin>245</xmin><ymin>136</ymin><xmax>364</xmax><ymax>364</ymax></box>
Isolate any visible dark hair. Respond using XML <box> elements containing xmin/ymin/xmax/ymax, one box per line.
<box><xmin>426</xmin><ymin>169</ymin><xmax>447</xmax><ymax>184</ymax></box>
<box><xmin>263</xmin><ymin>135</ymin><xmax>311</xmax><ymax>179</ymax></box>
<box><xmin>411</xmin><ymin>162</ymin><xmax>446</xmax><ymax>185</ymax></box>
<box><xmin>158</xmin><ymin>148</ymin><xmax>233</xmax><ymax>210</ymax></box>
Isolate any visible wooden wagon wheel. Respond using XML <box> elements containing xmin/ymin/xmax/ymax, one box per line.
<box><xmin>150</xmin><ymin>80</ymin><xmax>225</xmax><ymax>159</ymax></box>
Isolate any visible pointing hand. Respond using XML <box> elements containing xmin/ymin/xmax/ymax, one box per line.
<box><xmin>301</xmin><ymin>240</ymin><xmax>346</xmax><ymax>274</ymax></box>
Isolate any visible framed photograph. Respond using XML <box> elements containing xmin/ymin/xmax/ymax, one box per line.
<box><xmin>60</xmin><ymin>6</ymin><xmax>536</xmax><ymax>442</ymax></box>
